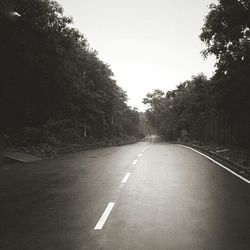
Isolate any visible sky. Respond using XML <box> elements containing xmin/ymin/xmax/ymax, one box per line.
<box><xmin>57</xmin><ymin>0</ymin><xmax>217</xmax><ymax>111</ymax></box>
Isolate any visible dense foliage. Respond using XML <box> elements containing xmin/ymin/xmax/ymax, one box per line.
<box><xmin>0</xmin><ymin>0</ymin><xmax>143</xmax><ymax>147</ymax></box>
<box><xmin>144</xmin><ymin>0</ymin><xmax>250</xmax><ymax>148</ymax></box>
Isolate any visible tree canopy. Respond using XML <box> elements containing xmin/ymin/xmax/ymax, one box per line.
<box><xmin>144</xmin><ymin>0</ymin><xmax>250</xmax><ymax>147</ymax></box>
<box><xmin>200</xmin><ymin>0</ymin><xmax>250</xmax><ymax>75</ymax></box>
<box><xmin>0</xmin><ymin>0</ymin><xmax>143</xmax><ymax>146</ymax></box>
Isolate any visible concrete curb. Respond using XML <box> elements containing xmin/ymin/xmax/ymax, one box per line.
<box><xmin>0</xmin><ymin>139</ymin><xmax>142</xmax><ymax>164</ymax></box>
<box><xmin>178</xmin><ymin>142</ymin><xmax>250</xmax><ymax>180</ymax></box>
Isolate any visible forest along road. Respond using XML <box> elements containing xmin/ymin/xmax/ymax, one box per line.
<box><xmin>0</xmin><ymin>139</ymin><xmax>250</xmax><ymax>250</ymax></box>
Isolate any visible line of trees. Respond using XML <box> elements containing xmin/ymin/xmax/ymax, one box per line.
<box><xmin>0</xmin><ymin>0</ymin><xmax>143</xmax><ymax>147</ymax></box>
<box><xmin>144</xmin><ymin>0</ymin><xmax>250</xmax><ymax>148</ymax></box>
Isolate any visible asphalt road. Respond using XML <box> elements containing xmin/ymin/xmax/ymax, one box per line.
<box><xmin>1</xmin><ymin>140</ymin><xmax>250</xmax><ymax>250</ymax></box>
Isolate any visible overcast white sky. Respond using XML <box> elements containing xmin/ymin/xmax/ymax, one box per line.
<box><xmin>57</xmin><ymin>0</ymin><xmax>216</xmax><ymax>111</ymax></box>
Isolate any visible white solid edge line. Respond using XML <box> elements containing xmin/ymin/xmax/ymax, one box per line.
<box><xmin>132</xmin><ymin>159</ymin><xmax>138</xmax><ymax>165</ymax></box>
<box><xmin>121</xmin><ymin>172</ymin><xmax>131</xmax><ymax>184</ymax></box>
<box><xmin>180</xmin><ymin>144</ymin><xmax>250</xmax><ymax>184</ymax></box>
<box><xmin>94</xmin><ymin>202</ymin><xmax>115</xmax><ymax>230</ymax></box>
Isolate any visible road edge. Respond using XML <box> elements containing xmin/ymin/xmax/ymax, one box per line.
<box><xmin>178</xmin><ymin>143</ymin><xmax>250</xmax><ymax>184</ymax></box>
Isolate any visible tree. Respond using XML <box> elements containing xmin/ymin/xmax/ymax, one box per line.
<box><xmin>0</xmin><ymin>0</ymin><xmax>143</xmax><ymax>146</ymax></box>
<box><xmin>200</xmin><ymin>0</ymin><xmax>250</xmax><ymax>75</ymax></box>
<box><xmin>143</xmin><ymin>89</ymin><xmax>166</xmax><ymax>131</ymax></box>
<box><xmin>144</xmin><ymin>1</ymin><xmax>250</xmax><ymax>147</ymax></box>
<box><xmin>200</xmin><ymin>0</ymin><xmax>250</xmax><ymax>147</ymax></box>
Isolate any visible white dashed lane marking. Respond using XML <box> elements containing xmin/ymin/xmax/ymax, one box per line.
<box><xmin>132</xmin><ymin>160</ymin><xmax>138</xmax><ymax>165</ymax></box>
<box><xmin>94</xmin><ymin>202</ymin><xmax>115</xmax><ymax>230</ymax></box>
<box><xmin>121</xmin><ymin>173</ymin><xmax>131</xmax><ymax>184</ymax></box>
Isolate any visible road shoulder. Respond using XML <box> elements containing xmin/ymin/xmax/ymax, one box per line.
<box><xmin>178</xmin><ymin>143</ymin><xmax>250</xmax><ymax>182</ymax></box>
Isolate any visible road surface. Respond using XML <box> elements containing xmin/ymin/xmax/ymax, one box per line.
<box><xmin>0</xmin><ymin>140</ymin><xmax>250</xmax><ymax>249</ymax></box>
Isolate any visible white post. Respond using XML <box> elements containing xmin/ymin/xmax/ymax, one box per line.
<box><xmin>84</xmin><ymin>119</ymin><xmax>87</xmax><ymax>137</ymax></box>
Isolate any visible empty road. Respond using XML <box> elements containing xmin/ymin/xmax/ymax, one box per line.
<box><xmin>1</xmin><ymin>140</ymin><xmax>250</xmax><ymax>250</ymax></box>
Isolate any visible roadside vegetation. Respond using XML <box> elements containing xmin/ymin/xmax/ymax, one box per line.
<box><xmin>0</xmin><ymin>0</ymin><xmax>145</xmax><ymax>156</ymax></box>
<box><xmin>144</xmin><ymin>0</ymin><xmax>250</xmax><ymax>168</ymax></box>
